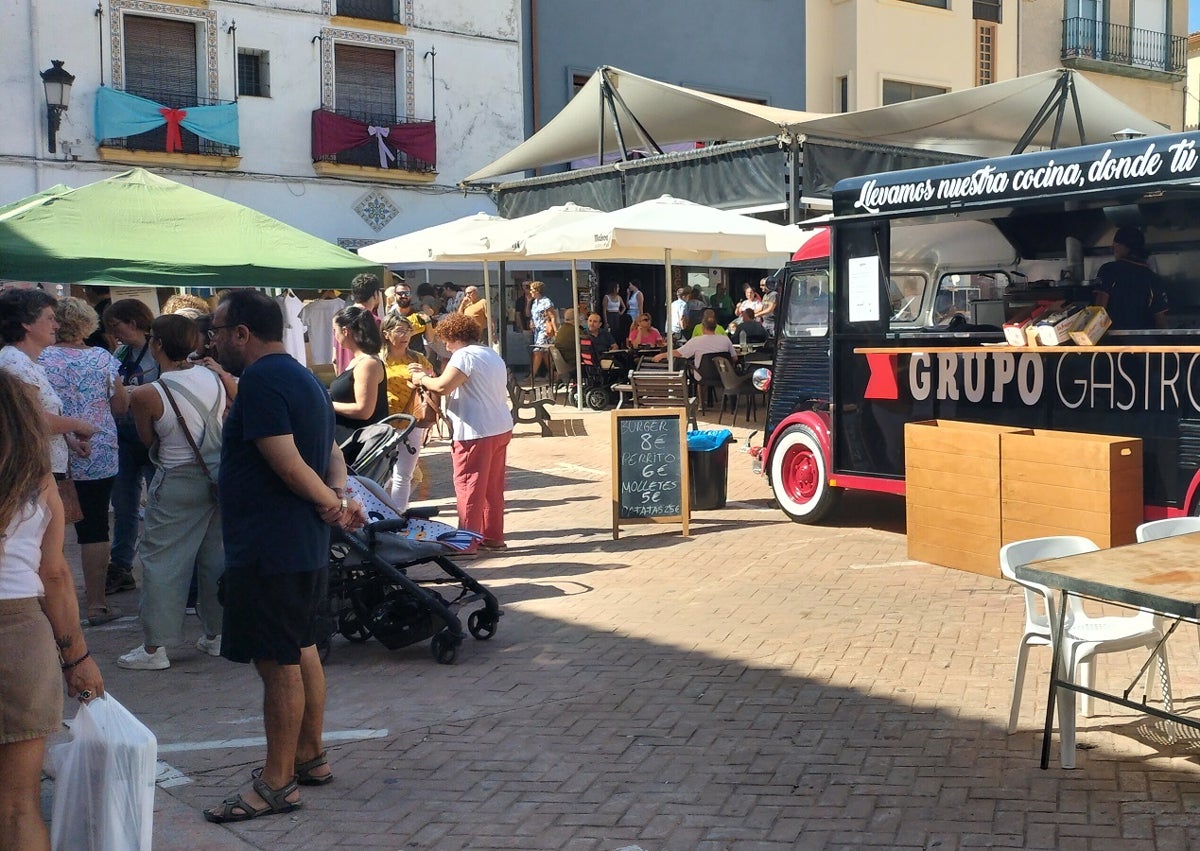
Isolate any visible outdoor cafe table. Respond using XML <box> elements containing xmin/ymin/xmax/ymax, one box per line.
<box><xmin>1016</xmin><ymin>533</ymin><xmax>1200</xmax><ymax>769</ymax></box>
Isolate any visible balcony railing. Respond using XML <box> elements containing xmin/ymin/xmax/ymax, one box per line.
<box><xmin>312</xmin><ymin>107</ymin><xmax>436</xmax><ymax>173</ymax></box>
<box><xmin>1061</xmin><ymin>17</ymin><xmax>1186</xmax><ymax>76</ymax></box>
<box><xmin>335</xmin><ymin>0</ymin><xmax>399</xmax><ymax>23</ymax></box>
<box><xmin>97</xmin><ymin>88</ymin><xmax>239</xmax><ymax>157</ymax></box>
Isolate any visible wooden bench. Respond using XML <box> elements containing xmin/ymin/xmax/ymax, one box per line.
<box><xmin>508</xmin><ymin>376</ymin><xmax>555</xmax><ymax>437</ymax></box>
<box><xmin>629</xmin><ymin>370</ymin><xmax>698</xmax><ymax>430</ymax></box>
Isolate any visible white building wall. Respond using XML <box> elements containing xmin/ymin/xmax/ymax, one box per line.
<box><xmin>0</xmin><ymin>0</ymin><xmax>523</xmax><ymax>257</ymax></box>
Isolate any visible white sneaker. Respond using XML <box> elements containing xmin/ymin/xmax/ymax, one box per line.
<box><xmin>117</xmin><ymin>645</ymin><xmax>169</xmax><ymax>670</ymax></box>
<box><xmin>195</xmin><ymin>634</ymin><xmax>222</xmax><ymax>657</ymax></box>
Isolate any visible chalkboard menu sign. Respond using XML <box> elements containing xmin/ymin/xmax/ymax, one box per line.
<box><xmin>612</xmin><ymin>409</ymin><xmax>690</xmax><ymax>539</ymax></box>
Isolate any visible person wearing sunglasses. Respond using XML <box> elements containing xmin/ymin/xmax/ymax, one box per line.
<box><xmin>627</xmin><ymin>313</ymin><xmax>665</xmax><ymax>349</ymax></box>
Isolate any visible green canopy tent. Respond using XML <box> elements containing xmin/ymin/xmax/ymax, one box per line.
<box><xmin>0</xmin><ymin>169</ymin><xmax>380</xmax><ymax>288</ymax></box>
<box><xmin>0</xmin><ymin>184</ymin><xmax>72</xmax><ymax>217</ymax></box>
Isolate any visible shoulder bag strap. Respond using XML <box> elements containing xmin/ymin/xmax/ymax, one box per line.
<box><xmin>159</xmin><ymin>379</ymin><xmax>214</xmax><ymax>483</ymax></box>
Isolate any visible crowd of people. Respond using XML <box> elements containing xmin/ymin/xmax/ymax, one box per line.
<box><xmin>0</xmin><ymin>274</ymin><xmax>518</xmax><ymax>839</ymax></box>
<box><xmin>0</xmin><ymin>267</ymin><xmax>776</xmax><ymax>840</ymax></box>
<box><xmin>520</xmin><ymin>274</ymin><xmax>776</xmax><ymax>387</ymax></box>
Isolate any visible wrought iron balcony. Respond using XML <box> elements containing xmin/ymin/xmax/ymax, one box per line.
<box><xmin>312</xmin><ymin>107</ymin><xmax>436</xmax><ymax>173</ymax></box>
<box><xmin>96</xmin><ymin>88</ymin><xmax>239</xmax><ymax>157</ymax></box>
<box><xmin>1061</xmin><ymin>17</ymin><xmax>1186</xmax><ymax>78</ymax></box>
<box><xmin>335</xmin><ymin>0</ymin><xmax>400</xmax><ymax>23</ymax></box>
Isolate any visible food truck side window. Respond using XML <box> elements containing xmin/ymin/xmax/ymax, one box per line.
<box><xmin>932</xmin><ymin>272</ymin><xmax>1011</xmax><ymax>327</ymax></box>
<box><xmin>888</xmin><ymin>273</ymin><xmax>928</xmax><ymax>323</ymax></box>
<box><xmin>783</xmin><ymin>271</ymin><xmax>830</xmax><ymax>338</ymax></box>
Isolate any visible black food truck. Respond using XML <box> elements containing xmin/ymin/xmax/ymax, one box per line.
<box><xmin>758</xmin><ymin>130</ymin><xmax>1200</xmax><ymax>524</ymax></box>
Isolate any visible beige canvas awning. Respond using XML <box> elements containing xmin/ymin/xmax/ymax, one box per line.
<box><xmin>465</xmin><ymin>68</ymin><xmax>1166</xmax><ymax>184</ymax></box>
<box><xmin>464</xmin><ymin>66</ymin><xmax>824</xmax><ymax>183</ymax></box>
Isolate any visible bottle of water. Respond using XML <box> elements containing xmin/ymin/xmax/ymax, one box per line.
<box><xmin>739</xmin><ymin>329</ymin><xmax>747</xmax><ymax>350</ymax></box>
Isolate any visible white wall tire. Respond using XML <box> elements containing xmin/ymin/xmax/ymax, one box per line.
<box><xmin>769</xmin><ymin>424</ymin><xmax>840</xmax><ymax>524</ymax></box>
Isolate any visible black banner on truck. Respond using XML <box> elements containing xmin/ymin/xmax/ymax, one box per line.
<box><xmin>832</xmin><ymin>131</ymin><xmax>1200</xmax><ymax>218</ymax></box>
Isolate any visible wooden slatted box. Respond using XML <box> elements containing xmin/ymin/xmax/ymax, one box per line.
<box><xmin>905</xmin><ymin>420</ymin><xmax>1032</xmax><ymax>577</ymax></box>
<box><xmin>1000</xmin><ymin>430</ymin><xmax>1142</xmax><ymax>549</ymax></box>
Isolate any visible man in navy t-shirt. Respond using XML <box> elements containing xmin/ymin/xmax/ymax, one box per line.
<box><xmin>1093</xmin><ymin>226</ymin><xmax>1168</xmax><ymax>331</ymax></box>
<box><xmin>205</xmin><ymin>290</ymin><xmax>365</xmax><ymax>824</ymax></box>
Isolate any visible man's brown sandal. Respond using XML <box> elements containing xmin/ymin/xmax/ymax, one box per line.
<box><xmin>251</xmin><ymin>751</ymin><xmax>333</xmax><ymax>787</ymax></box>
<box><xmin>204</xmin><ymin>777</ymin><xmax>302</xmax><ymax>823</ymax></box>
<box><xmin>295</xmin><ymin>751</ymin><xmax>334</xmax><ymax>786</ymax></box>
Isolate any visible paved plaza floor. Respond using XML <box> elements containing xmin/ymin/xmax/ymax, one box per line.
<box><xmin>51</xmin><ymin>401</ymin><xmax>1200</xmax><ymax>849</ymax></box>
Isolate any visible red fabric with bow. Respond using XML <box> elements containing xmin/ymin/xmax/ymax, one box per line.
<box><xmin>158</xmin><ymin>107</ymin><xmax>187</xmax><ymax>153</ymax></box>
<box><xmin>310</xmin><ymin>109</ymin><xmax>436</xmax><ymax>167</ymax></box>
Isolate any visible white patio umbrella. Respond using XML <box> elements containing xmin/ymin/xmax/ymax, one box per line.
<box><xmin>522</xmin><ymin>195</ymin><xmax>809</xmax><ymax>369</ymax></box>
<box><xmin>360</xmin><ymin>212</ymin><xmax>504</xmax><ymax>345</ymax></box>
<box><xmin>437</xmin><ymin>203</ymin><xmax>602</xmax><ymax>408</ymax></box>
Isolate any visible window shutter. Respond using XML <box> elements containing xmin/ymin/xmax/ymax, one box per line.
<box><xmin>335</xmin><ymin>44</ymin><xmax>397</xmax><ymax>122</ymax></box>
<box><xmin>124</xmin><ymin>15</ymin><xmax>198</xmax><ymax>104</ymax></box>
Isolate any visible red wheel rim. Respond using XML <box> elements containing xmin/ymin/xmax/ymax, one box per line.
<box><xmin>782</xmin><ymin>443</ymin><xmax>819</xmax><ymax>503</ymax></box>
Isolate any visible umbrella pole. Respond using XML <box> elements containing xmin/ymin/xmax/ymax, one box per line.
<box><xmin>665</xmin><ymin>248</ymin><xmax>674</xmax><ymax>372</ymax></box>
<box><xmin>482</xmin><ymin>261</ymin><xmax>494</xmax><ymax>348</ymax></box>
<box><xmin>572</xmin><ymin>259</ymin><xmax>583</xmax><ymax>411</ymax></box>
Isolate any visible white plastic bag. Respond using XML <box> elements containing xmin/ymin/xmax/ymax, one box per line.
<box><xmin>49</xmin><ymin>693</ymin><xmax>157</xmax><ymax>851</ymax></box>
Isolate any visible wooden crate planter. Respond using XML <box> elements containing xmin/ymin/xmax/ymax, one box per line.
<box><xmin>1000</xmin><ymin>430</ymin><xmax>1142</xmax><ymax>549</ymax></box>
<box><xmin>905</xmin><ymin>420</ymin><xmax>1032</xmax><ymax>577</ymax></box>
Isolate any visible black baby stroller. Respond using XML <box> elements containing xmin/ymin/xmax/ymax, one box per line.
<box><xmin>320</xmin><ymin>475</ymin><xmax>502</xmax><ymax>664</ymax></box>
<box><xmin>337</xmin><ymin>413</ymin><xmax>417</xmax><ymax>488</ymax></box>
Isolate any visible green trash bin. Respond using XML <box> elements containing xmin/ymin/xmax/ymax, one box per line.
<box><xmin>687</xmin><ymin>429</ymin><xmax>734</xmax><ymax>510</ymax></box>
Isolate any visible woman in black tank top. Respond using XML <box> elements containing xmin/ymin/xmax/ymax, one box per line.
<box><xmin>330</xmin><ymin>306</ymin><xmax>387</xmax><ymax>435</ymax></box>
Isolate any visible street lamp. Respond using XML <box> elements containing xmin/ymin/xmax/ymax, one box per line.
<box><xmin>1111</xmin><ymin>128</ymin><xmax>1146</xmax><ymax>142</ymax></box>
<box><xmin>40</xmin><ymin>60</ymin><xmax>75</xmax><ymax>154</ymax></box>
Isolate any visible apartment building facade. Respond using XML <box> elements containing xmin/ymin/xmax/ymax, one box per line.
<box><xmin>1</xmin><ymin>0</ymin><xmax>524</xmax><ymax>252</ymax></box>
<box><xmin>806</xmin><ymin>0</ymin><xmax>1018</xmax><ymax>114</ymax></box>
<box><xmin>1018</xmin><ymin>0</ymin><xmax>1186</xmax><ymax>130</ymax></box>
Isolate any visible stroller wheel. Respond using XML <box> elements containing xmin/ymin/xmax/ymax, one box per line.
<box><xmin>467</xmin><ymin>609</ymin><xmax>498</xmax><ymax>640</ymax></box>
<box><xmin>430</xmin><ymin>632</ymin><xmax>458</xmax><ymax>665</ymax></box>
<box><xmin>585</xmin><ymin>387</ymin><xmax>609</xmax><ymax>410</ymax></box>
<box><xmin>338</xmin><ymin>609</ymin><xmax>373</xmax><ymax>643</ymax></box>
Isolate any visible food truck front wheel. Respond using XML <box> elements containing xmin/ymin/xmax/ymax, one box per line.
<box><xmin>769</xmin><ymin>424</ymin><xmax>841</xmax><ymax>524</ymax></box>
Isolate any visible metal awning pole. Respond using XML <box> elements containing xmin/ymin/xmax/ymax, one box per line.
<box><xmin>572</xmin><ymin>259</ymin><xmax>583</xmax><ymax>410</ymax></box>
<box><xmin>482</xmin><ymin>261</ymin><xmax>494</xmax><ymax>348</ymax></box>
<box><xmin>665</xmin><ymin>248</ymin><xmax>674</xmax><ymax>371</ymax></box>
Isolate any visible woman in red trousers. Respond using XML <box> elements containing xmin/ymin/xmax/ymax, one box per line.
<box><xmin>407</xmin><ymin>313</ymin><xmax>513</xmax><ymax>554</ymax></box>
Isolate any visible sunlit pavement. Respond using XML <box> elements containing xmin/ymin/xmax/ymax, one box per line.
<box><xmin>55</xmin><ymin>401</ymin><xmax>1200</xmax><ymax>850</ymax></box>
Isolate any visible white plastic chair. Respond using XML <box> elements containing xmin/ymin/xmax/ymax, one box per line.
<box><xmin>1136</xmin><ymin>517</ymin><xmax>1200</xmax><ymax>544</ymax></box>
<box><xmin>1137</xmin><ymin>517</ymin><xmax>1200</xmax><ymax>658</ymax></box>
<box><xmin>1000</xmin><ymin>536</ymin><xmax>1171</xmax><ymax>768</ymax></box>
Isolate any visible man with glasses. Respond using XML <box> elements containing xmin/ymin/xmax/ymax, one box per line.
<box><xmin>203</xmin><ymin>290</ymin><xmax>365</xmax><ymax>824</ymax></box>
<box><xmin>388</xmin><ymin>283</ymin><xmax>430</xmax><ymax>356</ymax></box>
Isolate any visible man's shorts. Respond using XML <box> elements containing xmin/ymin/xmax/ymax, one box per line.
<box><xmin>220</xmin><ymin>565</ymin><xmax>328</xmax><ymax>665</ymax></box>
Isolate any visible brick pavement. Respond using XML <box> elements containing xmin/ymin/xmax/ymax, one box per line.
<box><xmin>51</xmin><ymin>400</ymin><xmax>1200</xmax><ymax>850</ymax></box>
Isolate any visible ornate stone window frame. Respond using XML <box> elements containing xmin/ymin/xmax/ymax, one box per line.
<box><xmin>108</xmin><ymin>0</ymin><xmax>220</xmax><ymax>99</ymax></box>
<box><xmin>321</xmin><ymin>0</ymin><xmax>414</xmax><ymax>24</ymax></box>
<box><xmin>320</xmin><ymin>27</ymin><xmax>415</xmax><ymax>120</ymax></box>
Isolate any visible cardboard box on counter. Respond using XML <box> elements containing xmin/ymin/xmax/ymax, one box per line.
<box><xmin>1003</xmin><ymin>302</ymin><xmax>1060</xmax><ymax>346</ymax></box>
<box><xmin>1067</xmin><ymin>306</ymin><xmax>1111</xmax><ymax>346</ymax></box>
<box><xmin>1034</xmin><ymin>302</ymin><xmax>1088</xmax><ymax>346</ymax></box>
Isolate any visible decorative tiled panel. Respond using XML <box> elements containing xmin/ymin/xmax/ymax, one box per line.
<box><xmin>353</xmin><ymin>190</ymin><xmax>399</xmax><ymax>232</ymax></box>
